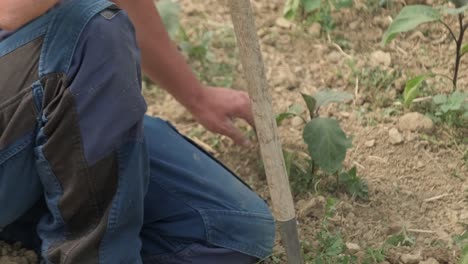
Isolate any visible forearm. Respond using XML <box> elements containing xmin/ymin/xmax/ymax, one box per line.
<box><xmin>0</xmin><ymin>0</ymin><xmax>58</xmax><ymax>30</ymax></box>
<box><xmin>114</xmin><ymin>0</ymin><xmax>206</xmax><ymax>113</ymax></box>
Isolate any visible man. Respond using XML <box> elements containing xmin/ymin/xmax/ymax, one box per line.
<box><xmin>0</xmin><ymin>0</ymin><xmax>275</xmax><ymax>263</ymax></box>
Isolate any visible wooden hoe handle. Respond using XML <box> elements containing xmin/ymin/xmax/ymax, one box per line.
<box><xmin>226</xmin><ymin>1</ymin><xmax>303</xmax><ymax>263</ymax></box>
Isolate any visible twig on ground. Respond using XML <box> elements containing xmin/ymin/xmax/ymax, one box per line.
<box><xmin>424</xmin><ymin>193</ymin><xmax>449</xmax><ymax>202</ymax></box>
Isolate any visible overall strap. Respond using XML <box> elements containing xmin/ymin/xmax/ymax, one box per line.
<box><xmin>39</xmin><ymin>0</ymin><xmax>114</xmax><ymax>77</ymax></box>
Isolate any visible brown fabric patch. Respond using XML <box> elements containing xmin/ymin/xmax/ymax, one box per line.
<box><xmin>0</xmin><ymin>37</ymin><xmax>41</xmax><ymax>104</ymax></box>
<box><xmin>0</xmin><ymin>91</ymin><xmax>37</xmax><ymax>149</ymax></box>
<box><xmin>40</xmin><ymin>74</ymin><xmax>119</xmax><ymax>263</ymax></box>
<box><xmin>0</xmin><ymin>38</ymin><xmax>42</xmax><ymax>149</ymax></box>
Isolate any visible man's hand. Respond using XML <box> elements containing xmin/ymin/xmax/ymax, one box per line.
<box><xmin>190</xmin><ymin>87</ymin><xmax>255</xmax><ymax>146</ymax></box>
<box><xmin>113</xmin><ymin>0</ymin><xmax>255</xmax><ymax>146</ymax></box>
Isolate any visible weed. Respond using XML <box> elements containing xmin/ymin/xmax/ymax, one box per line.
<box><xmin>156</xmin><ymin>0</ymin><xmax>236</xmax><ymax>87</ymax></box>
<box><xmin>347</xmin><ymin>60</ymin><xmax>401</xmax><ymax>108</ymax></box>
<box><xmin>283</xmin><ymin>0</ymin><xmax>353</xmax><ymax>34</ymax></box>
<box><xmin>454</xmin><ymin>231</ymin><xmax>468</xmax><ymax>264</ymax></box>
<box><xmin>429</xmin><ymin>91</ymin><xmax>468</xmax><ymax>127</ymax></box>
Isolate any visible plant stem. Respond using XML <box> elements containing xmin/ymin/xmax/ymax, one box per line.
<box><xmin>453</xmin><ymin>13</ymin><xmax>466</xmax><ymax>91</ymax></box>
<box><xmin>440</xmin><ymin>20</ymin><xmax>457</xmax><ymax>43</ymax></box>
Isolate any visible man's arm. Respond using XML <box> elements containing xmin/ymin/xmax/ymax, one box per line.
<box><xmin>114</xmin><ymin>0</ymin><xmax>255</xmax><ymax>146</ymax></box>
<box><xmin>0</xmin><ymin>0</ymin><xmax>58</xmax><ymax>30</ymax></box>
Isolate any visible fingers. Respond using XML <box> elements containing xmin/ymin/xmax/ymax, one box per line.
<box><xmin>221</xmin><ymin>119</ymin><xmax>250</xmax><ymax>147</ymax></box>
<box><xmin>234</xmin><ymin>91</ymin><xmax>256</xmax><ymax>129</ymax></box>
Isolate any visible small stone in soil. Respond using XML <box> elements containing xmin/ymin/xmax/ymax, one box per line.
<box><xmin>389</xmin><ymin>128</ymin><xmax>404</xmax><ymax>145</ymax></box>
<box><xmin>275</xmin><ymin>17</ymin><xmax>293</xmax><ymax>29</ymax></box>
<box><xmin>345</xmin><ymin>242</ymin><xmax>361</xmax><ymax>254</ymax></box>
<box><xmin>371</xmin><ymin>50</ymin><xmax>392</xmax><ymax>67</ymax></box>
<box><xmin>420</xmin><ymin>258</ymin><xmax>440</xmax><ymax>264</ymax></box>
<box><xmin>327</xmin><ymin>51</ymin><xmax>342</xmax><ymax>63</ymax></box>
<box><xmin>400</xmin><ymin>252</ymin><xmax>422</xmax><ymax>264</ymax></box>
<box><xmin>308</xmin><ymin>22</ymin><xmax>321</xmax><ymax>38</ymax></box>
<box><xmin>365</xmin><ymin>139</ymin><xmax>376</xmax><ymax>148</ymax></box>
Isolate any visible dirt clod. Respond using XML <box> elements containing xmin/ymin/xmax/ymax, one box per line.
<box><xmin>401</xmin><ymin>252</ymin><xmax>422</xmax><ymax>264</ymax></box>
<box><xmin>365</xmin><ymin>139</ymin><xmax>376</xmax><ymax>148</ymax></box>
<box><xmin>371</xmin><ymin>50</ymin><xmax>392</xmax><ymax>67</ymax></box>
<box><xmin>419</xmin><ymin>258</ymin><xmax>439</xmax><ymax>264</ymax></box>
<box><xmin>398</xmin><ymin>112</ymin><xmax>434</xmax><ymax>133</ymax></box>
<box><xmin>275</xmin><ymin>17</ymin><xmax>293</xmax><ymax>29</ymax></box>
<box><xmin>298</xmin><ymin>196</ymin><xmax>326</xmax><ymax>219</ymax></box>
<box><xmin>389</xmin><ymin>128</ymin><xmax>404</xmax><ymax>145</ymax></box>
<box><xmin>345</xmin><ymin>242</ymin><xmax>361</xmax><ymax>254</ymax></box>
<box><xmin>308</xmin><ymin>22</ymin><xmax>321</xmax><ymax>38</ymax></box>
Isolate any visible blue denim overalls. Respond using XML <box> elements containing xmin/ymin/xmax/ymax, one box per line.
<box><xmin>0</xmin><ymin>0</ymin><xmax>275</xmax><ymax>263</ymax></box>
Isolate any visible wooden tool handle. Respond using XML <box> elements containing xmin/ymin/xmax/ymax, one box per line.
<box><xmin>226</xmin><ymin>1</ymin><xmax>303</xmax><ymax>263</ymax></box>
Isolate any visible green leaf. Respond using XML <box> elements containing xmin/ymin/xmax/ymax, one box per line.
<box><xmin>303</xmin><ymin>118</ymin><xmax>352</xmax><ymax>173</ymax></box>
<box><xmin>403</xmin><ymin>75</ymin><xmax>426</xmax><ymax>108</ymax></box>
<box><xmin>444</xmin><ymin>91</ymin><xmax>467</xmax><ymax>111</ymax></box>
<box><xmin>304</xmin><ymin>0</ymin><xmax>322</xmax><ymax>13</ymax></box>
<box><xmin>385</xmin><ymin>229</ymin><xmax>415</xmax><ymax>247</ymax></box>
<box><xmin>314</xmin><ymin>89</ymin><xmax>353</xmax><ymax>108</ymax></box>
<box><xmin>460</xmin><ymin>247</ymin><xmax>468</xmax><ymax>264</ymax></box>
<box><xmin>339</xmin><ymin>167</ymin><xmax>369</xmax><ymax>200</ymax></box>
<box><xmin>445</xmin><ymin>1</ymin><xmax>468</xmax><ymax>12</ymax></box>
<box><xmin>301</xmin><ymin>93</ymin><xmax>318</xmax><ymax>117</ymax></box>
<box><xmin>331</xmin><ymin>0</ymin><xmax>353</xmax><ymax>9</ymax></box>
<box><xmin>156</xmin><ymin>0</ymin><xmax>182</xmax><ymax>39</ymax></box>
<box><xmin>284</xmin><ymin>0</ymin><xmax>301</xmax><ymax>19</ymax></box>
<box><xmin>276</xmin><ymin>104</ymin><xmax>304</xmax><ymax>125</ymax></box>
<box><xmin>433</xmin><ymin>94</ymin><xmax>448</xmax><ymax>104</ymax></box>
<box><xmin>382</xmin><ymin>5</ymin><xmax>441</xmax><ymax>45</ymax></box>
<box><xmin>461</xmin><ymin>44</ymin><xmax>468</xmax><ymax>57</ymax></box>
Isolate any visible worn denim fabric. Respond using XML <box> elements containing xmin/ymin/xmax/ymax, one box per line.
<box><xmin>141</xmin><ymin>116</ymin><xmax>275</xmax><ymax>262</ymax></box>
<box><xmin>1</xmin><ymin>1</ymin><xmax>148</xmax><ymax>263</ymax></box>
<box><xmin>0</xmin><ymin>0</ymin><xmax>275</xmax><ymax>263</ymax></box>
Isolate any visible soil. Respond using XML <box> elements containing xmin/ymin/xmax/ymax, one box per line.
<box><xmin>2</xmin><ymin>0</ymin><xmax>467</xmax><ymax>263</ymax></box>
<box><xmin>147</xmin><ymin>0</ymin><xmax>467</xmax><ymax>263</ymax></box>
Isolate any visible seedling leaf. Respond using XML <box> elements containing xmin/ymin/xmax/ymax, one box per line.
<box><xmin>314</xmin><ymin>89</ymin><xmax>353</xmax><ymax>108</ymax></box>
<box><xmin>303</xmin><ymin>118</ymin><xmax>352</xmax><ymax>174</ymax></box>
<box><xmin>301</xmin><ymin>93</ymin><xmax>318</xmax><ymax>117</ymax></box>
<box><xmin>276</xmin><ymin>104</ymin><xmax>305</xmax><ymax>125</ymax></box>
<box><xmin>304</xmin><ymin>0</ymin><xmax>321</xmax><ymax>13</ymax></box>
<box><xmin>385</xmin><ymin>229</ymin><xmax>415</xmax><ymax>247</ymax></box>
<box><xmin>433</xmin><ymin>94</ymin><xmax>448</xmax><ymax>105</ymax></box>
<box><xmin>403</xmin><ymin>75</ymin><xmax>426</xmax><ymax>108</ymax></box>
<box><xmin>443</xmin><ymin>2</ymin><xmax>468</xmax><ymax>14</ymax></box>
<box><xmin>382</xmin><ymin>5</ymin><xmax>441</xmax><ymax>45</ymax></box>
<box><xmin>461</xmin><ymin>44</ymin><xmax>468</xmax><ymax>56</ymax></box>
<box><xmin>339</xmin><ymin>167</ymin><xmax>369</xmax><ymax>200</ymax></box>
<box><xmin>284</xmin><ymin>0</ymin><xmax>301</xmax><ymax>19</ymax></box>
<box><xmin>331</xmin><ymin>0</ymin><xmax>353</xmax><ymax>9</ymax></box>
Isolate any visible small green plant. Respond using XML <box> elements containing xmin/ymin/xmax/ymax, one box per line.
<box><xmin>382</xmin><ymin>2</ymin><xmax>468</xmax><ymax>90</ymax></box>
<box><xmin>385</xmin><ymin>228</ymin><xmax>416</xmax><ymax>247</ymax></box>
<box><xmin>276</xmin><ymin>90</ymin><xmax>369</xmax><ymax>199</ymax></box>
<box><xmin>347</xmin><ymin>61</ymin><xmax>401</xmax><ymax>107</ymax></box>
<box><xmin>430</xmin><ymin>91</ymin><xmax>468</xmax><ymax>127</ymax></box>
<box><xmin>283</xmin><ymin>0</ymin><xmax>353</xmax><ymax>33</ymax></box>
<box><xmin>156</xmin><ymin>0</ymin><xmax>235</xmax><ymax>87</ymax></box>
<box><xmin>454</xmin><ymin>231</ymin><xmax>468</xmax><ymax>264</ymax></box>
